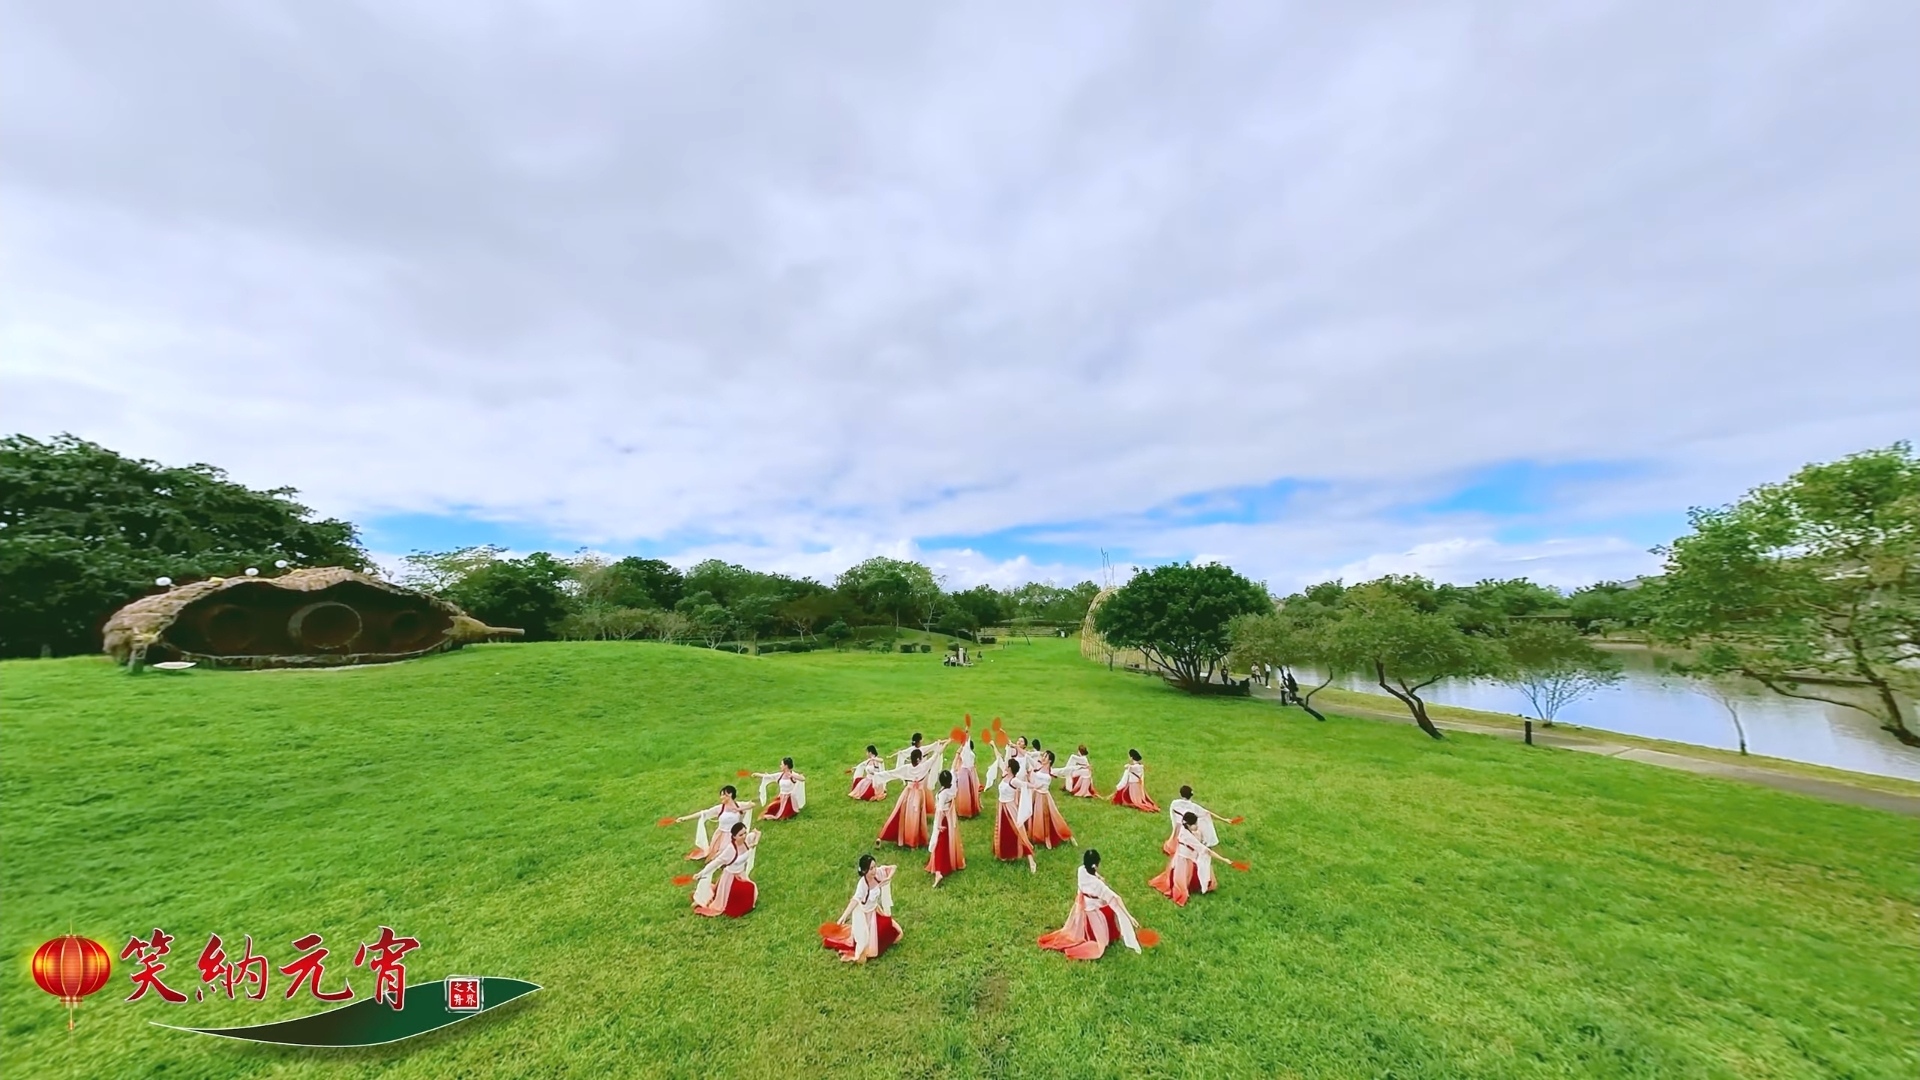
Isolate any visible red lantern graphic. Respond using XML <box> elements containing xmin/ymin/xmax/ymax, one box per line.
<box><xmin>32</xmin><ymin>935</ymin><xmax>113</xmax><ymax>1030</ymax></box>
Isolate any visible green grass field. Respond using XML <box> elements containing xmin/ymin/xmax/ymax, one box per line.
<box><xmin>3</xmin><ymin>639</ymin><xmax>1915</xmax><ymax>1078</ymax></box>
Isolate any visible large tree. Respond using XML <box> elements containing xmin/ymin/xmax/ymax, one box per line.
<box><xmin>1092</xmin><ymin>562</ymin><xmax>1271</xmax><ymax>692</ymax></box>
<box><xmin>835</xmin><ymin>556</ymin><xmax>939</xmax><ymax>628</ymax></box>
<box><xmin>441</xmin><ymin>552</ymin><xmax>572</xmax><ymax>641</ymax></box>
<box><xmin>1229</xmin><ymin>602</ymin><xmax>1337</xmax><ymax>720</ymax></box>
<box><xmin>1320</xmin><ymin>583</ymin><xmax>1508</xmax><ymax>739</ymax></box>
<box><xmin>1652</xmin><ymin>443</ymin><xmax>1920</xmax><ymax>746</ymax></box>
<box><xmin>944</xmin><ymin>584</ymin><xmax>1007</xmax><ymax>640</ymax></box>
<box><xmin>0</xmin><ymin>434</ymin><xmax>367</xmax><ymax>657</ymax></box>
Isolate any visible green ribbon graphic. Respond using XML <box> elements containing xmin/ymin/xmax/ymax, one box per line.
<box><xmin>153</xmin><ymin>977</ymin><xmax>540</xmax><ymax>1047</ymax></box>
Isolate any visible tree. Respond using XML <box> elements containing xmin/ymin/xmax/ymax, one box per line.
<box><xmin>1696</xmin><ymin>675</ymin><xmax>1751</xmax><ymax>756</ymax></box>
<box><xmin>1499</xmin><ymin>622</ymin><xmax>1623</xmax><ymax>726</ymax></box>
<box><xmin>835</xmin><ymin>557</ymin><xmax>939</xmax><ymax>628</ymax></box>
<box><xmin>777</xmin><ymin>590</ymin><xmax>844</xmax><ymax>640</ymax></box>
<box><xmin>399</xmin><ymin>545</ymin><xmax>506</xmax><ymax>593</ymax></box>
<box><xmin>1320</xmin><ymin>583</ymin><xmax>1506</xmax><ymax>739</ymax></box>
<box><xmin>441</xmin><ymin>552</ymin><xmax>572</xmax><ymax>641</ymax></box>
<box><xmin>1092</xmin><ymin>562</ymin><xmax>1271</xmax><ymax>692</ymax></box>
<box><xmin>0</xmin><ymin>434</ymin><xmax>368</xmax><ymax>657</ymax></box>
<box><xmin>1651</xmin><ymin>443</ymin><xmax>1920</xmax><ymax>746</ymax></box>
<box><xmin>1229</xmin><ymin>605</ymin><xmax>1336</xmax><ymax>720</ymax></box>
<box><xmin>821</xmin><ymin>618</ymin><xmax>853</xmax><ymax>649</ymax></box>
<box><xmin>946</xmin><ymin>584</ymin><xmax>1007</xmax><ymax>640</ymax></box>
<box><xmin>603</xmin><ymin>557</ymin><xmax>685</xmax><ymax>609</ymax></box>
<box><xmin>650</xmin><ymin>609</ymin><xmax>693</xmax><ymax>643</ymax></box>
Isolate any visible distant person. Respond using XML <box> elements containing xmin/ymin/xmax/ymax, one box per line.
<box><xmin>1060</xmin><ymin>744</ymin><xmax>1100</xmax><ymax>798</ymax></box>
<box><xmin>672</xmin><ymin>785</ymin><xmax>755</xmax><ymax>861</ymax></box>
<box><xmin>848</xmin><ymin>746</ymin><xmax>888</xmax><ymax>801</ymax></box>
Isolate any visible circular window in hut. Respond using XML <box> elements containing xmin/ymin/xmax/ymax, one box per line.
<box><xmin>199</xmin><ymin>604</ymin><xmax>258</xmax><ymax>653</ymax></box>
<box><xmin>288</xmin><ymin>601</ymin><xmax>363</xmax><ymax>651</ymax></box>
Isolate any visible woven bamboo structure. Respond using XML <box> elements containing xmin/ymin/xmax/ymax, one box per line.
<box><xmin>102</xmin><ymin>567</ymin><xmax>521</xmax><ymax>669</ymax></box>
<box><xmin>1079</xmin><ymin>586</ymin><xmax>1155</xmax><ymax>672</ymax></box>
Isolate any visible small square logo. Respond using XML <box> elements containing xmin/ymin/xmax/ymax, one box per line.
<box><xmin>445</xmin><ymin>976</ymin><xmax>482</xmax><ymax>1012</ymax></box>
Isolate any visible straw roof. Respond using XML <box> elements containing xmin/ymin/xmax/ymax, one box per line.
<box><xmin>101</xmin><ymin>567</ymin><xmax>516</xmax><ymax>666</ymax></box>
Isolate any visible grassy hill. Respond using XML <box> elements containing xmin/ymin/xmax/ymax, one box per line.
<box><xmin>2</xmin><ymin>639</ymin><xmax>1914</xmax><ymax>1079</ymax></box>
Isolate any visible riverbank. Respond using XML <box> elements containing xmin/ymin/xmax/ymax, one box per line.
<box><xmin>1284</xmin><ymin>684</ymin><xmax>1920</xmax><ymax>809</ymax></box>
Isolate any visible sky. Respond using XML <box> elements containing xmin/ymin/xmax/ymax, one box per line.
<box><xmin>3</xmin><ymin>2</ymin><xmax>1915</xmax><ymax>593</ymax></box>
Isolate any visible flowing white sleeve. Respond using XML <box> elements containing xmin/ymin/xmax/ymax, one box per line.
<box><xmin>793</xmin><ymin>779</ymin><xmax>807</xmax><ymax>810</ymax></box>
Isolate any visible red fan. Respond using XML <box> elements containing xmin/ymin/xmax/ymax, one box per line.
<box><xmin>671</xmin><ymin>875</ymin><xmax>695</xmax><ymax>886</ymax></box>
<box><xmin>1229</xmin><ymin>860</ymin><xmax>1252</xmax><ymax>873</ymax></box>
<box><xmin>964</xmin><ymin>713</ymin><xmax>972</xmax><ymax>726</ymax></box>
<box><xmin>991</xmin><ymin>716</ymin><xmax>1004</xmax><ymax>731</ymax></box>
<box><xmin>656</xmin><ymin>817</ymin><xmax>678</xmax><ymax>828</ymax></box>
<box><xmin>818</xmin><ymin>922</ymin><xmax>843</xmax><ymax>937</ymax></box>
<box><xmin>949</xmin><ymin>726</ymin><xmax>966</xmax><ymax>743</ymax></box>
<box><xmin>1136</xmin><ymin>928</ymin><xmax>1162</xmax><ymax>948</ymax></box>
<box><xmin>1228</xmin><ymin>816</ymin><xmax>1246</xmax><ymax>825</ymax></box>
<box><xmin>736</xmin><ymin>769</ymin><xmax>752</xmax><ymax>778</ymax></box>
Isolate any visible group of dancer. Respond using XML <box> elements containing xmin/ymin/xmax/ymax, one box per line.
<box><xmin>663</xmin><ymin>717</ymin><xmax>1246</xmax><ymax>965</ymax></box>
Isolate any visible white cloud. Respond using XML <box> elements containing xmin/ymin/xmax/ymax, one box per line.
<box><xmin>2</xmin><ymin>2</ymin><xmax>1914</xmax><ymax>587</ymax></box>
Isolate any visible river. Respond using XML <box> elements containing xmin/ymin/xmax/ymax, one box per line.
<box><xmin>1298</xmin><ymin>645</ymin><xmax>1920</xmax><ymax>782</ymax></box>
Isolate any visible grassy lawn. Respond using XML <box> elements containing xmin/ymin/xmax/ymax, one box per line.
<box><xmin>3</xmin><ymin>639</ymin><xmax>1915</xmax><ymax>1078</ymax></box>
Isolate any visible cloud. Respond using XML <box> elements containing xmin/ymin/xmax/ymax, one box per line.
<box><xmin>3</xmin><ymin>2</ymin><xmax>1914</xmax><ymax>589</ymax></box>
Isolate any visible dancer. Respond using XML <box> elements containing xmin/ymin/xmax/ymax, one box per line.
<box><xmin>992</xmin><ymin>757</ymin><xmax>1037</xmax><ymax>872</ymax></box>
<box><xmin>1109</xmin><ymin>748</ymin><xmax>1159</xmax><ymax>812</ymax></box>
<box><xmin>1163</xmin><ymin>784</ymin><xmax>1236</xmax><ymax>854</ymax></box>
<box><xmin>820</xmin><ymin>855</ymin><xmax>901</xmax><ymax>963</ymax></box>
<box><xmin>753</xmin><ymin>757</ymin><xmax>808</xmax><ymax>820</ymax></box>
<box><xmin>848</xmin><ymin>745</ymin><xmax>889</xmax><ymax>801</ymax></box>
<box><xmin>1038</xmin><ymin>849</ymin><xmax>1144</xmax><ymax>960</ymax></box>
<box><xmin>673</xmin><ymin>785</ymin><xmax>755</xmax><ymax>861</ymax></box>
<box><xmin>876</xmin><ymin>748</ymin><xmax>937</xmax><ymax>849</ymax></box>
<box><xmin>690</xmin><ymin>821</ymin><xmax>759</xmax><ymax>918</ymax></box>
<box><xmin>1060</xmin><ymin>744</ymin><xmax>1100</xmax><ymax>798</ymax></box>
<box><xmin>1026</xmin><ymin>750</ymin><xmax>1075</xmax><ymax>849</ymax></box>
<box><xmin>951</xmin><ymin>736</ymin><xmax>983</xmax><ymax>818</ymax></box>
<box><xmin>925</xmin><ymin>770</ymin><xmax>966</xmax><ymax>886</ymax></box>
<box><xmin>1149</xmin><ymin>812</ymin><xmax>1222</xmax><ymax>906</ymax></box>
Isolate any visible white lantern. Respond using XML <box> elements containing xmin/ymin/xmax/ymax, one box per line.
<box><xmin>274</xmin><ymin>560</ymin><xmax>290</xmax><ymax>569</ymax></box>
<box><xmin>155</xmin><ymin>576</ymin><xmax>173</xmax><ymax>587</ymax></box>
<box><xmin>245</xmin><ymin>567</ymin><xmax>260</xmax><ymax>577</ymax></box>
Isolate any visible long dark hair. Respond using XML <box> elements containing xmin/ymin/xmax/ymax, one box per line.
<box><xmin>856</xmin><ymin>853</ymin><xmax>874</xmax><ymax>876</ymax></box>
<box><xmin>1128</xmin><ymin>748</ymin><xmax>1142</xmax><ymax>762</ymax></box>
<box><xmin>865</xmin><ymin>744</ymin><xmax>878</xmax><ymax>756</ymax></box>
<box><xmin>1045</xmin><ymin>749</ymin><xmax>1056</xmax><ymax>765</ymax></box>
<box><xmin>909</xmin><ymin>748</ymin><xmax>922</xmax><ymax>766</ymax></box>
<box><xmin>1006</xmin><ymin>758</ymin><xmax>1022</xmax><ymax>777</ymax></box>
<box><xmin>1182</xmin><ymin>811</ymin><xmax>1199</xmax><ymax>827</ymax></box>
<box><xmin>782</xmin><ymin>756</ymin><xmax>795</xmax><ymax>769</ymax></box>
<box><xmin>720</xmin><ymin>784</ymin><xmax>738</xmax><ymax>798</ymax></box>
<box><xmin>1179</xmin><ymin>784</ymin><xmax>1194</xmax><ymax>799</ymax></box>
<box><xmin>938</xmin><ymin>769</ymin><xmax>953</xmax><ymax>789</ymax></box>
<box><xmin>1083</xmin><ymin>849</ymin><xmax>1101</xmax><ymax>872</ymax></box>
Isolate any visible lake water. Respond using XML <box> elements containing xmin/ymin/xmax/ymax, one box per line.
<box><xmin>1298</xmin><ymin>645</ymin><xmax>1920</xmax><ymax>782</ymax></box>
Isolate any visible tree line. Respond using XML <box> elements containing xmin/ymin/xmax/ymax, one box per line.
<box><xmin>3</xmin><ymin>433</ymin><xmax>1913</xmax><ymax>748</ymax></box>
<box><xmin>399</xmin><ymin>546</ymin><xmax>1101</xmax><ymax>651</ymax></box>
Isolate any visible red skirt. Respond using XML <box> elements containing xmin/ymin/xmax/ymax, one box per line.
<box><xmin>762</xmin><ymin>794</ymin><xmax>800</xmax><ymax>820</ymax></box>
<box><xmin>953</xmin><ymin>768</ymin><xmax>983</xmax><ymax>817</ymax></box>
<box><xmin>1065</xmin><ymin>772</ymin><xmax>1101</xmax><ymax>799</ymax></box>
<box><xmin>878</xmin><ymin>785</ymin><xmax>929</xmax><ymax>849</ymax></box>
<box><xmin>820</xmin><ymin>914</ymin><xmax>901</xmax><ymax>959</ymax></box>
<box><xmin>1027</xmin><ymin>792</ymin><xmax>1074</xmax><ymax>849</ymax></box>
<box><xmin>693</xmin><ymin>873</ymin><xmax>757</xmax><ymax>918</ymax></box>
<box><xmin>849</xmin><ymin>775</ymin><xmax>886</xmax><ymax>800</ymax></box>
<box><xmin>1111</xmin><ymin>778</ymin><xmax>1159</xmax><ymax>813</ymax></box>
<box><xmin>926</xmin><ymin>816</ymin><xmax>965</xmax><ymax>875</ymax></box>
<box><xmin>1148</xmin><ymin>859</ymin><xmax>1208</xmax><ymax>907</ymax></box>
<box><xmin>992</xmin><ymin>803</ymin><xmax>1035</xmax><ymax>860</ymax></box>
<box><xmin>1038</xmin><ymin>899</ymin><xmax>1121</xmax><ymax>961</ymax></box>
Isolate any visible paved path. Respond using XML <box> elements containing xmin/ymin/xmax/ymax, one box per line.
<box><xmin>1249</xmin><ymin>685</ymin><xmax>1920</xmax><ymax>818</ymax></box>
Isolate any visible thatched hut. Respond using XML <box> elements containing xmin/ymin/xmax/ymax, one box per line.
<box><xmin>101</xmin><ymin>567</ymin><xmax>521</xmax><ymax>669</ymax></box>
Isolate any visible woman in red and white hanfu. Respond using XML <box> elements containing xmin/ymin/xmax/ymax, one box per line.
<box><xmin>950</xmin><ymin>737</ymin><xmax>983</xmax><ymax>818</ymax></box>
<box><xmin>1109</xmin><ymin>748</ymin><xmax>1159</xmax><ymax>812</ymax></box>
<box><xmin>1025</xmin><ymin>750</ymin><xmax>1075</xmax><ymax>849</ymax></box>
<box><xmin>1038</xmin><ymin>849</ymin><xmax>1143</xmax><ymax>961</ymax></box>
<box><xmin>691</xmin><ymin>822</ymin><xmax>759</xmax><ymax>918</ymax></box>
<box><xmin>1149</xmin><ymin>812</ymin><xmax>1219</xmax><ymax>907</ymax></box>
<box><xmin>820</xmin><ymin>855</ymin><xmax>902</xmax><ymax>963</ymax></box>
<box><xmin>991</xmin><ymin>757</ymin><xmax>1037</xmax><ymax>872</ymax></box>
<box><xmin>849</xmin><ymin>745</ymin><xmax>890</xmax><ymax>801</ymax></box>
<box><xmin>1060</xmin><ymin>744</ymin><xmax>1100</xmax><ymax>798</ymax></box>
<box><xmin>675</xmin><ymin>785</ymin><xmax>755</xmax><ymax>861</ymax></box>
<box><xmin>876</xmin><ymin>748</ymin><xmax>936</xmax><ymax>849</ymax></box>
<box><xmin>925</xmin><ymin>770</ymin><xmax>966</xmax><ymax>886</ymax></box>
<box><xmin>1163</xmin><ymin>784</ymin><xmax>1233</xmax><ymax>854</ymax></box>
<box><xmin>753</xmin><ymin>757</ymin><xmax>808</xmax><ymax>820</ymax></box>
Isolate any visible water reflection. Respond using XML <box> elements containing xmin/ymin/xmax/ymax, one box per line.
<box><xmin>1298</xmin><ymin>645</ymin><xmax>1920</xmax><ymax>782</ymax></box>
